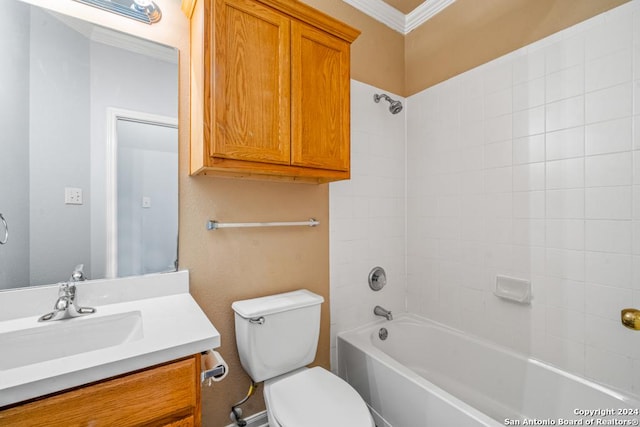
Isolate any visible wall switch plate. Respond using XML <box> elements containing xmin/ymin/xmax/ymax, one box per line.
<box><xmin>142</xmin><ymin>196</ymin><xmax>151</xmax><ymax>208</ymax></box>
<box><xmin>64</xmin><ymin>187</ymin><xmax>83</xmax><ymax>205</ymax></box>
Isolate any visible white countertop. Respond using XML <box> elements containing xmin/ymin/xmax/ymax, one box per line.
<box><xmin>0</xmin><ymin>270</ymin><xmax>220</xmax><ymax>407</ymax></box>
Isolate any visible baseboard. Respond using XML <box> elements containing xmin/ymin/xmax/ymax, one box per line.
<box><xmin>224</xmin><ymin>410</ymin><xmax>269</xmax><ymax>427</ymax></box>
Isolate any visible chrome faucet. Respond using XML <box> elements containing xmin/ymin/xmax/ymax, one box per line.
<box><xmin>374</xmin><ymin>305</ymin><xmax>393</xmax><ymax>321</ymax></box>
<box><xmin>38</xmin><ymin>266</ymin><xmax>96</xmax><ymax>322</ymax></box>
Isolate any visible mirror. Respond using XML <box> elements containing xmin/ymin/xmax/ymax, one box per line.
<box><xmin>0</xmin><ymin>0</ymin><xmax>178</xmax><ymax>290</ymax></box>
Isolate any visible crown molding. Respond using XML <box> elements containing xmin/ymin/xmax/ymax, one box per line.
<box><xmin>343</xmin><ymin>0</ymin><xmax>406</xmax><ymax>33</ymax></box>
<box><xmin>343</xmin><ymin>0</ymin><xmax>456</xmax><ymax>34</ymax></box>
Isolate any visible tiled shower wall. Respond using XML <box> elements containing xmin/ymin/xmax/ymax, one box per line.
<box><xmin>407</xmin><ymin>1</ymin><xmax>640</xmax><ymax>395</ymax></box>
<box><xmin>329</xmin><ymin>80</ymin><xmax>406</xmax><ymax>369</ymax></box>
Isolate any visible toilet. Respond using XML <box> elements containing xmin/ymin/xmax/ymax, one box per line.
<box><xmin>232</xmin><ymin>289</ymin><xmax>374</xmax><ymax>427</ymax></box>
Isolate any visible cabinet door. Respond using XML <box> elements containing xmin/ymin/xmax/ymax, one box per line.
<box><xmin>211</xmin><ymin>0</ymin><xmax>291</xmax><ymax>164</ymax></box>
<box><xmin>291</xmin><ymin>21</ymin><xmax>350</xmax><ymax>171</ymax></box>
<box><xmin>0</xmin><ymin>357</ymin><xmax>199</xmax><ymax>427</ymax></box>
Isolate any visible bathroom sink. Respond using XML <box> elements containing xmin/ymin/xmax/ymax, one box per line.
<box><xmin>0</xmin><ymin>311</ymin><xmax>143</xmax><ymax>370</ymax></box>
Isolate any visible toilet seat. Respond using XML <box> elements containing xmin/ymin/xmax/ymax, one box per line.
<box><xmin>265</xmin><ymin>367</ymin><xmax>374</xmax><ymax>427</ymax></box>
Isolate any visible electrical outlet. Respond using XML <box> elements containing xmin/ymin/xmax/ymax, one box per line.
<box><xmin>65</xmin><ymin>187</ymin><xmax>83</xmax><ymax>205</ymax></box>
<box><xmin>142</xmin><ymin>196</ymin><xmax>151</xmax><ymax>208</ymax></box>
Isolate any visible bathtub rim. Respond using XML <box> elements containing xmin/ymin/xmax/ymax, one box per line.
<box><xmin>337</xmin><ymin>312</ymin><xmax>640</xmax><ymax>411</ymax></box>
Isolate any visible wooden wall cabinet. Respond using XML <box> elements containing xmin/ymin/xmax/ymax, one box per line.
<box><xmin>186</xmin><ymin>0</ymin><xmax>360</xmax><ymax>183</ymax></box>
<box><xmin>0</xmin><ymin>356</ymin><xmax>201</xmax><ymax>427</ymax></box>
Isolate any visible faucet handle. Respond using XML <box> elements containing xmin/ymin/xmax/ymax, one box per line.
<box><xmin>70</xmin><ymin>264</ymin><xmax>85</xmax><ymax>282</ymax></box>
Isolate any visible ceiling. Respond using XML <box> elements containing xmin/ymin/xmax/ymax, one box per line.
<box><xmin>382</xmin><ymin>0</ymin><xmax>426</xmax><ymax>14</ymax></box>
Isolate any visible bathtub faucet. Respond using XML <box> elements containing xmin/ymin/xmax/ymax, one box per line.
<box><xmin>374</xmin><ymin>305</ymin><xmax>393</xmax><ymax>321</ymax></box>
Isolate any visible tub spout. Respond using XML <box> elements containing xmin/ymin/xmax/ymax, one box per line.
<box><xmin>374</xmin><ymin>305</ymin><xmax>393</xmax><ymax>321</ymax></box>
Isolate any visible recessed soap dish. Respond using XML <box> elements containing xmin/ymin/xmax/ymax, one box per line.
<box><xmin>494</xmin><ymin>275</ymin><xmax>531</xmax><ymax>304</ymax></box>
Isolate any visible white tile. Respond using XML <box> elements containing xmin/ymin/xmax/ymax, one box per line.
<box><xmin>585</xmin><ymin>12</ymin><xmax>633</xmax><ymax>61</ymax></box>
<box><xmin>514</xmin><ymin>48</ymin><xmax>545</xmax><ymax>84</ymax></box>
<box><xmin>484</xmin><ymin>87</ymin><xmax>512</xmax><ymax>118</ymax></box>
<box><xmin>633</xmin><ymin>151</ymin><xmax>640</xmax><ymax>185</ymax></box>
<box><xmin>512</xmin><ymin>246</ymin><xmax>545</xmax><ymax>276</ymax></box>
<box><xmin>585</xmin><ymin>315</ymin><xmax>636</xmax><ymax>359</ymax></box>
<box><xmin>546</xmin><ymin>126</ymin><xmax>585</xmax><ymax>161</ymax></box>
<box><xmin>634</xmin><ymin>221</ymin><xmax>640</xmax><ymax>256</ymax></box>
<box><xmin>585</xmin><ymin>252</ymin><xmax>632</xmax><ymax>288</ymax></box>
<box><xmin>546</xmin><ymin>219</ymin><xmax>585</xmax><ymax>250</ymax></box>
<box><xmin>586</xmin><ymin>284</ymin><xmax>632</xmax><ymax>320</ymax></box>
<box><xmin>513</xmin><ymin>134</ymin><xmax>545</xmax><ymax>165</ymax></box>
<box><xmin>545</xmin><ymin>248</ymin><xmax>585</xmax><ymax>281</ymax></box>
<box><xmin>459</xmin><ymin>70</ymin><xmax>484</xmax><ymax>101</ymax></box>
<box><xmin>585</xmin><ymin>48</ymin><xmax>632</xmax><ymax>92</ymax></box>
<box><xmin>585</xmin><ymin>186</ymin><xmax>632</xmax><ymax>219</ymax></box>
<box><xmin>461</xmin><ymin>96</ymin><xmax>483</xmax><ymax>123</ymax></box>
<box><xmin>483</xmin><ymin>60</ymin><xmax>513</xmax><ymax>94</ymax></box>
<box><xmin>513</xmin><ymin>219</ymin><xmax>545</xmax><ymax>247</ymax></box>
<box><xmin>546</xmin><ymin>305</ymin><xmax>585</xmax><ymax>342</ymax></box>
<box><xmin>634</xmin><ymin>116</ymin><xmax>640</xmax><ymax>150</ymax></box>
<box><xmin>585</xmin><ymin>152</ymin><xmax>633</xmax><ymax>187</ymax></box>
<box><xmin>546</xmin><ymin>96</ymin><xmax>585</xmax><ymax>132</ymax></box>
<box><xmin>460</xmin><ymin>216</ymin><xmax>485</xmax><ymax>241</ymax></box>
<box><xmin>513</xmin><ymin>163</ymin><xmax>545</xmax><ymax>191</ymax></box>
<box><xmin>546</xmin><ymin>189</ymin><xmax>585</xmax><ymax>219</ymax></box>
<box><xmin>485</xmin><ymin>114</ymin><xmax>512</xmax><ymax>143</ymax></box>
<box><xmin>459</xmin><ymin>146</ymin><xmax>483</xmax><ymax>172</ymax></box>
<box><xmin>544</xmin><ymin>277</ymin><xmax>585</xmax><ymax>311</ymax></box>
<box><xmin>631</xmin><ymin>81</ymin><xmax>640</xmax><ymax>116</ymax></box>
<box><xmin>484</xmin><ymin>244</ymin><xmax>514</xmax><ymax>270</ymax></box>
<box><xmin>634</xmin><ymin>43</ymin><xmax>640</xmax><ymax>80</ymax></box>
<box><xmin>585</xmin><ymin>117</ymin><xmax>632</xmax><ymax>156</ymax></box>
<box><xmin>585</xmin><ymin>346</ymin><xmax>633</xmax><ymax>392</ymax></box>
<box><xmin>461</xmin><ymin>119</ymin><xmax>484</xmax><ymax>147</ymax></box>
<box><xmin>513</xmin><ymin>77</ymin><xmax>545</xmax><ymax>112</ymax></box>
<box><xmin>546</xmin><ymin>64</ymin><xmax>584</xmax><ymax>103</ymax></box>
<box><xmin>585</xmin><ymin>83</ymin><xmax>633</xmax><ymax>124</ymax></box>
<box><xmin>460</xmin><ymin>170</ymin><xmax>483</xmax><ymax>195</ymax></box>
<box><xmin>483</xmin><ymin>218</ymin><xmax>513</xmax><ymax>243</ymax></box>
<box><xmin>484</xmin><ymin>192</ymin><xmax>513</xmax><ymax>218</ymax></box>
<box><xmin>483</xmin><ymin>140</ymin><xmax>512</xmax><ymax>169</ymax></box>
<box><xmin>513</xmin><ymin>106</ymin><xmax>545</xmax><ymax>138</ymax></box>
<box><xmin>585</xmin><ymin>220</ymin><xmax>632</xmax><ymax>253</ymax></box>
<box><xmin>633</xmin><ymin>186</ymin><xmax>640</xmax><ymax>219</ymax></box>
<box><xmin>513</xmin><ymin>191</ymin><xmax>546</xmax><ymax>219</ymax></box>
<box><xmin>483</xmin><ymin>167</ymin><xmax>512</xmax><ymax>193</ymax></box>
<box><xmin>545</xmin><ymin>35</ymin><xmax>585</xmax><ymax>75</ymax></box>
<box><xmin>437</xmin><ymin>195</ymin><xmax>460</xmax><ymax>218</ymax></box>
<box><xmin>546</xmin><ymin>158</ymin><xmax>585</xmax><ymax>189</ymax></box>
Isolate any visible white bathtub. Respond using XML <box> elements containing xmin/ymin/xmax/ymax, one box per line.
<box><xmin>337</xmin><ymin>314</ymin><xmax>640</xmax><ymax>427</ymax></box>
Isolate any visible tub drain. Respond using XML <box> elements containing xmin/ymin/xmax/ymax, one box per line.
<box><xmin>378</xmin><ymin>327</ymin><xmax>388</xmax><ymax>340</ymax></box>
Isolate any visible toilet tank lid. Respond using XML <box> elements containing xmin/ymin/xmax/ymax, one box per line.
<box><xmin>232</xmin><ymin>289</ymin><xmax>324</xmax><ymax>319</ymax></box>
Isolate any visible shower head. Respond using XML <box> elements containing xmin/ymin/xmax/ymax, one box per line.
<box><xmin>374</xmin><ymin>93</ymin><xmax>403</xmax><ymax>114</ymax></box>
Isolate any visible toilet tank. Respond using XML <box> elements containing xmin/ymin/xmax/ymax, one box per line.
<box><xmin>232</xmin><ymin>290</ymin><xmax>324</xmax><ymax>383</ymax></box>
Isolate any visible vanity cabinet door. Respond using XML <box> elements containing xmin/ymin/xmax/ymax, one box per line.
<box><xmin>211</xmin><ymin>0</ymin><xmax>291</xmax><ymax>165</ymax></box>
<box><xmin>291</xmin><ymin>21</ymin><xmax>350</xmax><ymax>172</ymax></box>
<box><xmin>0</xmin><ymin>356</ymin><xmax>201</xmax><ymax>427</ymax></box>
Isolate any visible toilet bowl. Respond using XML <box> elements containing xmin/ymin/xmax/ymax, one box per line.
<box><xmin>232</xmin><ymin>290</ymin><xmax>374</xmax><ymax>427</ymax></box>
<box><xmin>264</xmin><ymin>367</ymin><xmax>374</xmax><ymax>427</ymax></box>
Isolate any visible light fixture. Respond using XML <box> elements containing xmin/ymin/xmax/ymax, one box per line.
<box><xmin>73</xmin><ymin>0</ymin><xmax>162</xmax><ymax>25</ymax></box>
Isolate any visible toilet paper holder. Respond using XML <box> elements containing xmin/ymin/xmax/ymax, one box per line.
<box><xmin>200</xmin><ymin>350</ymin><xmax>228</xmax><ymax>384</ymax></box>
<box><xmin>201</xmin><ymin>364</ymin><xmax>226</xmax><ymax>382</ymax></box>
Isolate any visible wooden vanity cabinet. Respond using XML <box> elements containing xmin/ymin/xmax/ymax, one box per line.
<box><xmin>185</xmin><ymin>0</ymin><xmax>360</xmax><ymax>183</ymax></box>
<box><xmin>0</xmin><ymin>355</ymin><xmax>201</xmax><ymax>427</ymax></box>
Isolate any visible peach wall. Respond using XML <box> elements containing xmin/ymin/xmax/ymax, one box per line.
<box><xmin>405</xmin><ymin>0</ymin><xmax>630</xmax><ymax>95</ymax></box>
